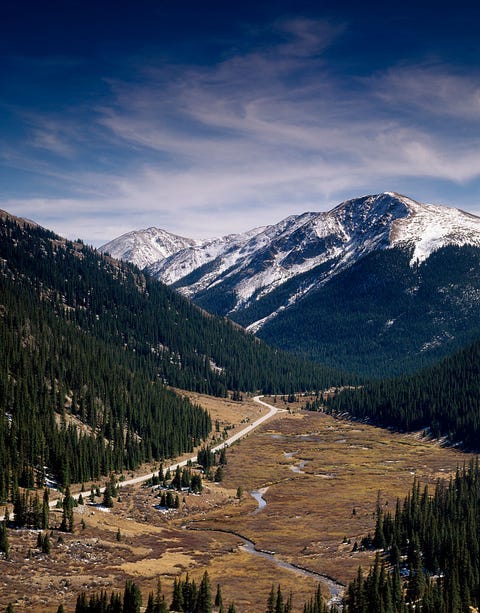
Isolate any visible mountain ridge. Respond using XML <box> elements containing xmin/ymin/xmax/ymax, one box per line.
<box><xmin>100</xmin><ymin>192</ymin><xmax>480</xmax><ymax>328</ymax></box>
<box><xmin>100</xmin><ymin>193</ymin><xmax>480</xmax><ymax>376</ymax></box>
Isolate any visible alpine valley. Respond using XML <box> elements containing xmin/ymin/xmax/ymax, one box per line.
<box><xmin>102</xmin><ymin>192</ymin><xmax>480</xmax><ymax>376</ymax></box>
<box><xmin>2</xmin><ymin>202</ymin><xmax>480</xmax><ymax>613</ymax></box>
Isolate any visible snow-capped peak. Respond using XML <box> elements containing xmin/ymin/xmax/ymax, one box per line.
<box><xmin>388</xmin><ymin>194</ymin><xmax>480</xmax><ymax>264</ymax></box>
<box><xmin>100</xmin><ymin>193</ymin><xmax>480</xmax><ymax>331</ymax></box>
<box><xmin>100</xmin><ymin>227</ymin><xmax>198</xmax><ymax>270</ymax></box>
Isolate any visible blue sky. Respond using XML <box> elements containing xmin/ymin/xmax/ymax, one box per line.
<box><xmin>1</xmin><ymin>1</ymin><xmax>480</xmax><ymax>245</ymax></box>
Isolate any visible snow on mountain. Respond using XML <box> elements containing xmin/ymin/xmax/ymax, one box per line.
<box><xmin>100</xmin><ymin>193</ymin><xmax>480</xmax><ymax>330</ymax></box>
<box><xmin>388</xmin><ymin>193</ymin><xmax>480</xmax><ymax>263</ymax></box>
<box><xmin>148</xmin><ymin>226</ymin><xmax>267</xmax><ymax>286</ymax></box>
<box><xmin>100</xmin><ymin>227</ymin><xmax>198</xmax><ymax>270</ymax></box>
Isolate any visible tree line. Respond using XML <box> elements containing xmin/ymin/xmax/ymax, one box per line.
<box><xmin>5</xmin><ymin>572</ymin><xmax>340</xmax><ymax>613</ymax></box>
<box><xmin>0</xmin><ymin>214</ymin><xmax>348</xmax><ymax>501</ymax></box>
<box><xmin>345</xmin><ymin>459</ymin><xmax>480</xmax><ymax>612</ymax></box>
<box><xmin>256</xmin><ymin>245</ymin><xmax>480</xmax><ymax>378</ymax></box>
<box><xmin>324</xmin><ymin>338</ymin><xmax>480</xmax><ymax>450</ymax></box>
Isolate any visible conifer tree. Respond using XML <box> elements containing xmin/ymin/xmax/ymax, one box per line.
<box><xmin>171</xmin><ymin>577</ymin><xmax>184</xmax><ymax>612</ymax></box>
<box><xmin>0</xmin><ymin>521</ymin><xmax>8</xmax><ymax>558</ymax></box>
<box><xmin>266</xmin><ymin>585</ymin><xmax>276</xmax><ymax>613</ymax></box>
<box><xmin>214</xmin><ymin>584</ymin><xmax>223</xmax><ymax>609</ymax></box>
<box><xmin>123</xmin><ymin>580</ymin><xmax>142</xmax><ymax>613</ymax></box>
<box><xmin>42</xmin><ymin>488</ymin><xmax>49</xmax><ymax>529</ymax></box>
<box><xmin>197</xmin><ymin>571</ymin><xmax>212</xmax><ymax>613</ymax></box>
<box><xmin>275</xmin><ymin>585</ymin><xmax>284</xmax><ymax>613</ymax></box>
<box><xmin>60</xmin><ymin>486</ymin><xmax>74</xmax><ymax>532</ymax></box>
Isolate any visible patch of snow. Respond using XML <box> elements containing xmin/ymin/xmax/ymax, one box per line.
<box><xmin>391</xmin><ymin>196</ymin><xmax>480</xmax><ymax>265</ymax></box>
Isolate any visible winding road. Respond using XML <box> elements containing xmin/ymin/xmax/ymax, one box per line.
<box><xmin>21</xmin><ymin>393</ymin><xmax>345</xmax><ymax>604</ymax></box>
<box><xmin>116</xmin><ymin>394</ymin><xmax>278</xmax><ymax>490</ymax></box>
<box><xmin>0</xmin><ymin>394</ymin><xmax>278</xmax><ymax>520</ymax></box>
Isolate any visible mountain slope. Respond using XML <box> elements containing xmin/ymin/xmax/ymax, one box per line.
<box><xmin>0</xmin><ymin>210</ymin><xmax>347</xmax><ymax>497</ymax></box>
<box><xmin>258</xmin><ymin>244</ymin><xmax>480</xmax><ymax>376</ymax></box>
<box><xmin>325</xmin><ymin>337</ymin><xmax>480</xmax><ymax>450</ymax></box>
<box><xmin>101</xmin><ymin>193</ymin><xmax>480</xmax><ymax>326</ymax></box>
<box><xmin>101</xmin><ymin>226</ymin><xmax>198</xmax><ymax>270</ymax></box>
<box><xmin>101</xmin><ymin>193</ymin><xmax>480</xmax><ymax>376</ymax></box>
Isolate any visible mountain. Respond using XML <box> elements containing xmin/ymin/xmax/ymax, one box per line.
<box><xmin>101</xmin><ymin>226</ymin><xmax>197</xmax><ymax>270</ymax></box>
<box><xmin>101</xmin><ymin>193</ymin><xmax>480</xmax><ymax>376</ymax></box>
<box><xmin>0</xmin><ymin>209</ymin><xmax>346</xmax><ymax>496</ymax></box>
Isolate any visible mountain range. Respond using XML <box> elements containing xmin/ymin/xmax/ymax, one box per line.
<box><xmin>101</xmin><ymin>193</ymin><xmax>480</xmax><ymax>376</ymax></box>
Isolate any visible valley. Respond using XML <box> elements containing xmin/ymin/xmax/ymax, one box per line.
<box><xmin>2</xmin><ymin>393</ymin><xmax>473</xmax><ymax>612</ymax></box>
<box><xmin>1</xmin><ymin>209</ymin><xmax>479</xmax><ymax>611</ymax></box>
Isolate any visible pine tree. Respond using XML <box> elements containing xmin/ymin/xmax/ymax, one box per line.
<box><xmin>0</xmin><ymin>521</ymin><xmax>8</xmax><ymax>558</ymax></box>
<box><xmin>214</xmin><ymin>584</ymin><xmax>223</xmax><ymax>609</ymax></box>
<box><xmin>146</xmin><ymin>593</ymin><xmax>155</xmax><ymax>613</ymax></box>
<box><xmin>197</xmin><ymin>571</ymin><xmax>212</xmax><ymax>613</ymax></box>
<box><xmin>171</xmin><ymin>577</ymin><xmax>184</xmax><ymax>612</ymax></box>
<box><xmin>42</xmin><ymin>532</ymin><xmax>51</xmax><ymax>554</ymax></box>
<box><xmin>60</xmin><ymin>486</ymin><xmax>74</xmax><ymax>532</ymax></box>
<box><xmin>42</xmin><ymin>488</ymin><xmax>49</xmax><ymax>529</ymax></box>
<box><xmin>266</xmin><ymin>585</ymin><xmax>276</xmax><ymax>613</ymax></box>
<box><xmin>275</xmin><ymin>585</ymin><xmax>284</xmax><ymax>613</ymax></box>
<box><xmin>123</xmin><ymin>579</ymin><xmax>142</xmax><ymax>613</ymax></box>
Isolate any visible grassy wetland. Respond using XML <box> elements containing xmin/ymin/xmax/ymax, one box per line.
<box><xmin>1</xmin><ymin>393</ymin><xmax>474</xmax><ymax>612</ymax></box>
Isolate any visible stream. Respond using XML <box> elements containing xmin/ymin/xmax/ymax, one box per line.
<box><xmin>184</xmin><ymin>523</ymin><xmax>344</xmax><ymax>607</ymax></box>
<box><xmin>250</xmin><ymin>487</ymin><xmax>268</xmax><ymax>514</ymax></box>
<box><xmin>182</xmin><ymin>488</ymin><xmax>345</xmax><ymax>607</ymax></box>
<box><xmin>247</xmin><ymin>488</ymin><xmax>344</xmax><ymax>606</ymax></box>
<box><xmin>239</xmin><ymin>537</ymin><xmax>345</xmax><ymax>605</ymax></box>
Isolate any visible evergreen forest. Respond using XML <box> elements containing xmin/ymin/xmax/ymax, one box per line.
<box><xmin>323</xmin><ymin>338</ymin><xmax>480</xmax><ymax>450</ymax></box>
<box><xmin>12</xmin><ymin>572</ymin><xmax>337</xmax><ymax>613</ymax></box>
<box><xmin>0</xmin><ymin>213</ymin><xmax>345</xmax><ymax>500</ymax></box>
<box><xmin>255</xmin><ymin>246</ymin><xmax>480</xmax><ymax>377</ymax></box>
<box><xmin>344</xmin><ymin>460</ymin><xmax>480</xmax><ymax>612</ymax></box>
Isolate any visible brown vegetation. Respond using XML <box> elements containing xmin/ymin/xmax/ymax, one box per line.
<box><xmin>1</xmin><ymin>394</ymin><xmax>474</xmax><ymax>612</ymax></box>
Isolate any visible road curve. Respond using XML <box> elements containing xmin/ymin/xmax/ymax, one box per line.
<box><xmin>3</xmin><ymin>395</ymin><xmax>279</xmax><ymax>518</ymax></box>
<box><xmin>117</xmin><ymin>395</ymin><xmax>278</xmax><ymax>490</ymax></box>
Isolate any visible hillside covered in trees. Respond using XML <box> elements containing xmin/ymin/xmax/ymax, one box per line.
<box><xmin>324</xmin><ymin>339</ymin><xmax>480</xmax><ymax>450</ymax></box>
<box><xmin>257</xmin><ymin>246</ymin><xmax>480</xmax><ymax>377</ymax></box>
<box><xmin>345</xmin><ymin>460</ymin><xmax>480</xmax><ymax>612</ymax></box>
<box><xmin>0</xmin><ymin>212</ymin><xmax>346</xmax><ymax>499</ymax></box>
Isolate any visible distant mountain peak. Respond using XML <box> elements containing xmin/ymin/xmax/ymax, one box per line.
<box><xmin>101</xmin><ymin>192</ymin><xmax>480</xmax><ymax>334</ymax></box>
<box><xmin>101</xmin><ymin>226</ymin><xmax>197</xmax><ymax>270</ymax></box>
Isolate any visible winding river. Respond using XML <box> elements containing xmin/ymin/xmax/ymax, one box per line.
<box><xmin>250</xmin><ymin>487</ymin><xmax>268</xmax><ymax>514</ymax></box>
<box><xmin>183</xmin><ymin>487</ymin><xmax>345</xmax><ymax>606</ymax></box>
<box><xmin>184</xmin><ymin>523</ymin><xmax>344</xmax><ymax>606</ymax></box>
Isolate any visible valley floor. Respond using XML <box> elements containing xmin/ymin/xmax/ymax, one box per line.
<box><xmin>1</xmin><ymin>394</ymin><xmax>475</xmax><ymax>612</ymax></box>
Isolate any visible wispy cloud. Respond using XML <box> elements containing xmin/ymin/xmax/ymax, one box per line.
<box><xmin>370</xmin><ymin>64</ymin><xmax>480</xmax><ymax>121</ymax></box>
<box><xmin>3</xmin><ymin>17</ymin><xmax>480</xmax><ymax>244</ymax></box>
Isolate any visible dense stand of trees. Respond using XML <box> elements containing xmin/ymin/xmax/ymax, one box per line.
<box><xmin>0</xmin><ymin>218</ymin><xmax>210</xmax><ymax>497</ymax></box>
<box><xmin>0</xmin><ymin>214</ymin><xmax>346</xmax><ymax>499</ymax></box>
<box><xmin>345</xmin><ymin>460</ymin><xmax>480</xmax><ymax>612</ymax></box>
<box><xmin>0</xmin><ymin>275</ymin><xmax>211</xmax><ymax>497</ymax></box>
<box><xmin>0</xmin><ymin>216</ymin><xmax>346</xmax><ymax>396</ymax></box>
<box><xmin>324</xmin><ymin>338</ymin><xmax>480</xmax><ymax>450</ymax></box>
<box><xmin>256</xmin><ymin>246</ymin><xmax>480</xmax><ymax>377</ymax></box>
